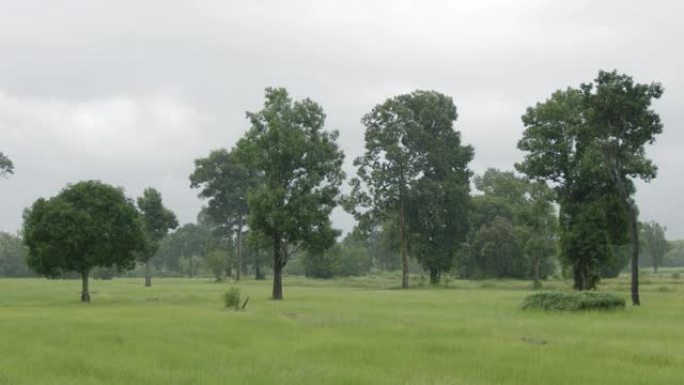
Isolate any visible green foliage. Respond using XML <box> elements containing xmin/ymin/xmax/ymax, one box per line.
<box><xmin>223</xmin><ymin>286</ymin><xmax>241</xmax><ymax>309</ymax></box>
<box><xmin>461</xmin><ymin>169</ymin><xmax>557</xmax><ymax>282</ymax></box>
<box><xmin>22</xmin><ymin>181</ymin><xmax>147</xmax><ymax>302</ymax></box>
<box><xmin>517</xmin><ymin>70</ymin><xmax>663</xmax><ymax>295</ymax></box>
<box><xmin>347</xmin><ymin>90</ymin><xmax>473</xmax><ymax>286</ymax></box>
<box><xmin>0</xmin><ymin>152</ymin><xmax>13</xmax><ymax>176</ymax></box>
<box><xmin>205</xmin><ymin>249</ymin><xmax>229</xmax><ymax>281</ymax></box>
<box><xmin>0</xmin><ymin>232</ymin><xmax>32</xmax><ymax>277</ymax></box>
<box><xmin>664</xmin><ymin>240</ymin><xmax>684</xmax><ymax>267</ymax></box>
<box><xmin>137</xmin><ymin>188</ymin><xmax>178</xmax><ymax>259</ymax></box>
<box><xmin>23</xmin><ymin>181</ymin><xmax>146</xmax><ymax>278</ymax></box>
<box><xmin>236</xmin><ymin>87</ymin><xmax>345</xmax><ymax>299</ymax></box>
<box><xmin>521</xmin><ymin>291</ymin><xmax>626</xmax><ymax>311</ymax></box>
<box><xmin>468</xmin><ymin>217</ymin><xmax>526</xmax><ymax>279</ymax></box>
<box><xmin>190</xmin><ymin>148</ymin><xmax>259</xmax><ymax>279</ymax></box>
<box><xmin>641</xmin><ymin>221</ymin><xmax>668</xmax><ymax>271</ymax></box>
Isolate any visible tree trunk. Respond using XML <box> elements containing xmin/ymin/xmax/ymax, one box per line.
<box><xmin>399</xmin><ymin>200</ymin><xmax>409</xmax><ymax>289</ymax></box>
<box><xmin>144</xmin><ymin>260</ymin><xmax>152</xmax><ymax>287</ymax></box>
<box><xmin>533</xmin><ymin>254</ymin><xmax>541</xmax><ymax>290</ymax></box>
<box><xmin>627</xmin><ymin>204</ymin><xmax>640</xmax><ymax>306</ymax></box>
<box><xmin>272</xmin><ymin>233</ymin><xmax>283</xmax><ymax>300</ymax></box>
<box><xmin>255</xmin><ymin>259</ymin><xmax>264</xmax><ymax>280</ymax></box>
<box><xmin>188</xmin><ymin>256</ymin><xmax>193</xmax><ymax>278</ymax></box>
<box><xmin>236</xmin><ymin>227</ymin><xmax>242</xmax><ymax>281</ymax></box>
<box><xmin>81</xmin><ymin>270</ymin><xmax>91</xmax><ymax>303</ymax></box>
<box><xmin>429</xmin><ymin>269</ymin><xmax>440</xmax><ymax>285</ymax></box>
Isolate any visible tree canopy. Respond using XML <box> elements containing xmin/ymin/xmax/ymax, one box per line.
<box><xmin>137</xmin><ymin>187</ymin><xmax>178</xmax><ymax>286</ymax></box>
<box><xmin>347</xmin><ymin>90</ymin><xmax>473</xmax><ymax>286</ymax></box>
<box><xmin>23</xmin><ymin>181</ymin><xmax>147</xmax><ymax>302</ymax></box>
<box><xmin>235</xmin><ymin>87</ymin><xmax>345</xmax><ymax>299</ymax></box>
<box><xmin>0</xmin><ymin>152</ymin><xmax>13</xmax><ymax>176</ymax></box>
<box><xmin>517</xmin><ymin>70</ymin><xmax>664</xmax><ymax>304</ymax></box>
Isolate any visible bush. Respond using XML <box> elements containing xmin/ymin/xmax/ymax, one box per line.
<box><xmin>223</xmin><ymin>287</ymin><xmax>241</xmax><ymax>310</ymax></box>
<box><xmin>521</xmin><ymin>291</ymin><xmax>625</xmax><ymax>311</ymax></box>
<box><xmin>672</xmin><ymin>272</ymin><xmax>681</xmax><ymax>280</ymax></box>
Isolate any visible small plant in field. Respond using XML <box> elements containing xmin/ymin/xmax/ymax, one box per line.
<box><xmin>521</xmin><ymin>291</ymin><xmax>625</xmax><ymax>311</ymax></box>
<box><xmin>223</xmin><ymin>287</ymin><xmax>241</xmax><ymax>310</ymax></box>
<box><xmin>673</xmin><ymin>272</ymin><xmax>681</xmax><ymax>280</ymax></box>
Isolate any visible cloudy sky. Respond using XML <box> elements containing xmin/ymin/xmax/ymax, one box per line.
<box><xmin>1</xmin><ymin>0</ymin><xmax>683</xmax><ymax>238</ymax></box>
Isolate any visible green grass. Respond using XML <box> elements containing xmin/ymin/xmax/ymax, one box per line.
<box><xmin>0</xmin><ymin>273</ymin><xmax>683</xmax><ymax>384</ymax></box>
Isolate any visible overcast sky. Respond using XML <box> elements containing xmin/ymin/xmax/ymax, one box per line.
<box><xmin>1</xmin><ymin>0</ymin><xmax>683</xmax><ymax>239</ymax></box>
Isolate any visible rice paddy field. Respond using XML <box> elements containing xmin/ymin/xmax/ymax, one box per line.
<box><xmin>0</xmin><ymin>270</ymin><xmax>683</xmax><ymax>385</ymax></box>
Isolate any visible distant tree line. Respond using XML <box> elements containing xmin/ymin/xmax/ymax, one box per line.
<box><xmin>5</xmin><ymin>69</ymin><xmax>669</xmax><ymax>305</ymax></box>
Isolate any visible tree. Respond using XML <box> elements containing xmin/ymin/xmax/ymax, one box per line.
<box><xmin>461</xmin><ymin>169</ymin><xmax>556</xmax><ymax>286</ymax></box>
<box><xmin>0</xmin><ymin>152</ymin><xmax>13</xmax><ymax>176</ymax></box>
<box><xmin>169</xmin><ymin>223</ymin><xmax>211</xmax><ymax>278</ymax></box>
<box><xmin>470</xmin><ymin>217</ymin><xmax>526</xmax><ymax>278</ymax></box>
<box><xmin>190</xmin><ymin>149</ymin><xmax>259</xmax><ymax>280</ymax></box>
<box><xmin>517</xmin><ymin>85</ymin><xmax>629</xmax><ymax>291</ymax></box>
<box><xmin>205</xmin><ymin>248</ymin><xmax>229</xmax><ymax>282</ymax></box>
<box><xmin>347</xmin><ymin>90</ymin><xmax>473</xmax><ymax>287</ymax></box>
<box><xmin>137</xmin><ymin>188</ymin><xmax>178</xmax><ymax>287</ymax></box>
<box><xmin>22</xmin><ymin>181</ymin><xmax>146</xmax><ymax>302</ymax></box>
<box><xmin>236</xmin><ymin>87</ymin><xmax>345</xmax><ymax>300</ymax></box>
<box><xmin>581</xmin><ymin>71</ymin><xmax>664</xmax><ymax>305</ymax></box>
<box><xmin>0</xmin><ymin>232</ymin><xmax>32</xmax><ymax>277</ymax></box>
<box><xmin>641</xmin><ymin>221</ymin><xmax>668</xmax><ymax>272</ymax></box>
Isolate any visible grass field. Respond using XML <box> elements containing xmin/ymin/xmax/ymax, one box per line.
<box><xmin>1</xmin><ymin>272</ymin><xmax>683</xmax><ymax>385</ymax></box>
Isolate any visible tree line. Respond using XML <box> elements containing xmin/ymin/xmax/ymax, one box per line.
<box><xmin>2</xmin><ymin>69</ymin><xmax>669</xmax><ymax>304</ymax></box>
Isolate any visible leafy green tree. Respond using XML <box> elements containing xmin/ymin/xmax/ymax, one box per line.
<box><xmin>641</xmin><ymin>221</ymin><xmax>668</xmax><ymax>272</ymax></box>
<box><xmin>347</xmin><ymin>90</ymin><xmax>473</xmax><ymax>287</ymax></box>
<box><xmin>190</xmin><ymin>148</ymin><xmax>259</xmax><ymax>280</ymax></box>
<box><xmin>204</xmin><ymin>248</ymin><xmax>230</xmax><ymax>282</ymax></box>
<box><xmin>303</xmin><ymin>244</ymin><xmax>341</xmax><ymax>279</ymax></box>
<box><xmin>517</xmin><ymin>85</ymin><xmax>629</xmax><ymax>291</ymax></box>
<box><xmin>580</xmin><ymin>71</ymin><xmax>664</xmax><ymax>305</ymax></box>
<box><xmin>470</xmin><ymin>216</ymin><xmax>526</xmax><ymax>278</ymax></box>
<box><xmin>0</xmin><ymin>152</ymin><xmax>13</xmax><ymax>176</ymax></box>
<box><xmin>236</xmin><ymin>88</ymin><xmax>345</xmax><ymax>300</ymax></box>
<box><xmin>463</xmin><ymin>169</ymin><xmax>556</xmax><ymax>286</ymax></box>
<box><xmin>0</xmin><ymin>232</ymin><xmax>32</xmax><ymax>277</ymax></box>
<box><xmin>170</xmin><ymin>223</ymin><xmax>211</xmax><ymax>278</ymax></box>
<box><xmin>22</xmin><ymin>181</ymin><xmax>146</xmax><ymax>302</ymax></box>
<box><xmin>137</xmin><ymin>188</ymin><xmax>178</xmax><ymax>287</ymax></box>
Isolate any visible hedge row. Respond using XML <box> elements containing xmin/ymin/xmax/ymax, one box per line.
<box><xmin>521</xmin><ymin>291</ymin><xmax>625</xmax><ymax>311</ymax></box>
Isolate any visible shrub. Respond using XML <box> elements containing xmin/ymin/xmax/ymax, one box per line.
<box><xmin>223</xmin><ymin>287</ymin><xmax>241</xmax><ymax>310</ymax></box>
<box><xmin>521</xmin><ymin>291</ymin><xmax>625</xmax><ymax>311</ymax></box>
<box><xmin>672</xmin><ymin>272</ymin><xmax>681</xmax><ymax>280</ymax></box>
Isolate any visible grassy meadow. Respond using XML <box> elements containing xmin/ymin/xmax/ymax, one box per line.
<box><xmin>0</xmin><ymin>271</ymin><xmax>683</xmax><ymax>385</ymax></box>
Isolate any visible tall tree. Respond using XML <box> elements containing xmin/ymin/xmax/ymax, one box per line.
<box><xmin>137</xmin><ymin>188</ymin><xmax>178</xmax><ymax>287</ymax></box>
<box><xmin>517</xmin><ymin>71</ymin><xmax>663</xmax><ymax>304</ymax></box>
<box><xmin>517</xmin><ymin>88</ymin><xmax>616</xmax><ymax>290</ymax></box>
<box><xmin>22</xmin><ymin>181</ymin><xmax>146</xmax><ymax>302</ymax></box>
<box><xmin>347</xmin><ymin>90</ymin><xmax>473</xmax><ymax>287</ymax></box>
<box><xmin>641</xmin><ymin>221</ymin><xmax>668</xmax><ymax>273</ymax></box>
<box><xmin>236</xmin><ymin>87</ymin><xmax>345</xmax><ymax>300</ymax></box>
<box><xmin>190</xmin><ymin>148</ymin><xmax>258</xmax><ymax>280</ymax></box>
<box><xmin>581</xmin><ymin>70</ymin><xmax>664</xmax><ymax>305</ymax></box>
<box><xmin>0</xmin><ymin>152</ymin><xmax>13</xmax><ymax>176</ymax></box>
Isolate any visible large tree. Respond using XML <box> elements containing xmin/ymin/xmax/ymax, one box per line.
<box><xmin>137</xmin><ymin>188</ymin><xmax>178</xmax><ymax>287</ymax></box>
<box><xmin>517</xmin><ymin>71</ymin><xmax>663</xmax><ymax>304</ymax></box>
<box><xmin>23</xmin><ymin>181</ymin><xmax>146</xmax><ymax>302</ymax></box>
<box><xmin>236</xmin><ymin>87</ymin><xmax>345</xmax><ymax>300</ymax></box>
<box><xmin>580</xmin><ymin>70</ymin><xmax>663</xmax><ymax>305</ymax></box>
<box><xmin>190</xmin><ymin>148</ymin><xmax>258</xmax><ymax>280</ymax></box>
<box><xmin>347</xmin><ymin>90</ymin><xmax>473</xmax><ymax>287</ymax></box>
<box><xmin>0</xmin><ymin>152</ymin><xmax>13</xmax><ymax>176</ymax></box>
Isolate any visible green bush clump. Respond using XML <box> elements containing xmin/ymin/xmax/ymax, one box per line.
<box><xmin>521</xmin><ymin>291</ymin><xmax>625</xmax><ymax>311</ymax></box>
<box><xmin>223</xmin><ymin>287</ymin><xmax>241</xmax><ymax>310</ymax></box>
